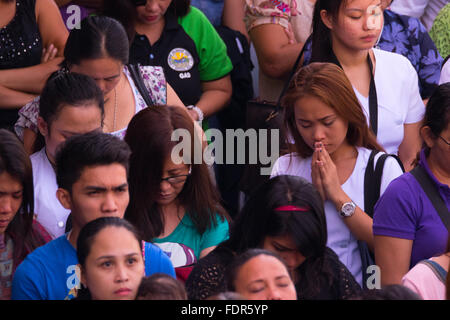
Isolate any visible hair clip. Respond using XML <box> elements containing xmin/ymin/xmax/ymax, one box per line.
<box><xmin>274</xmin><ymin>205</ymin><xmax>310</xmax><ymax>212</ymax></box>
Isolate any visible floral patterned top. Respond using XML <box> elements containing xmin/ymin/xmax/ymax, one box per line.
<box><xmin>302</xmin><ymin>9</ymin><xmax>443</xmax><ymax>100</ymax></box>
<box><xmin>14</xmin><ymin>65</ymin><xmax>167</xmax><ymax>140</ymax></box>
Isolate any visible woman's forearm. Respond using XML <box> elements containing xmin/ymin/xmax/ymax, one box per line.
<box><xmin>0</xmin><ymin>58</ymin><xmax>63</xmax><ymax>93</ymax></box>
<box><xmin>196</xmin><ymin>76</ymin><xmax>232</xmax><ymax>118</ymax></box>
<box><xmin>0</xmin><ymin>84</ymin><xmax>36</xmax><ymax>109</ymax></box>
<box><xmin>249</xmin><ymin>24</ymin><xmax>304</xmax><ymax>79</ymax></box>
<box><xmin>330</xmin><ymin>190</ymin><xmax>374</xmax><ymax>250</ymax></box>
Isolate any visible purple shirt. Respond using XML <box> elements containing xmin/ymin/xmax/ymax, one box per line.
<box><xmin>373</xmin><ymin>149</ymin><xmax>450</xmax><ymax>268</ymax></box>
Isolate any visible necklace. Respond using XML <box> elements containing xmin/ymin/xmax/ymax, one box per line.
<box><xmin>112</xmin><ymin>88</ymin><xmax>117</xmax><ymax>132</ymax></box>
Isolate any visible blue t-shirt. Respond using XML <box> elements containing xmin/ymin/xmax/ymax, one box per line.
<box><xmin>11</xmin><ymin>235</ymin><xmax>175</xmax><ymax>300</ymax></box>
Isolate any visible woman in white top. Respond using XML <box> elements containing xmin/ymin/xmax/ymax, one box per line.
<box><xmin>310</xmin><ymin>0</ymin><xmax>425</xmax><ymax>171</ymax></box>
<box><xmin>271</xmin><ymin>62</ymin><xmax>404</xmax><ymax>285</ymax></box>
<box><xmin>440</xmin><ymin>57</ymin><xmax>450</xmax><ymax>85</ymax></box>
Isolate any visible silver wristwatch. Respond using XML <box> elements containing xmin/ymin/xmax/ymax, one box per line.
<box><xmin>340</xmin><ymin>201</ymin><xmax>356</xmax><ymax>218</ymax></box>
<box><xmin>186</xmin><ymin>105</ymin><xmax>204</xmax><ymax>122</ymax></box>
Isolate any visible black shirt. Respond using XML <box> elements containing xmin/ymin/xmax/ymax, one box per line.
<box><xmin>0</xmin><ymin>0</ymin><xmax>42</xmax><ymax>129</ymax></box>
<box><xmin>129</xmin><ymin>12</ymin><xmax>202</xmax><ymax>106</ymax></box>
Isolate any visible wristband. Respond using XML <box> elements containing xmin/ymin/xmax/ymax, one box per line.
<box><xmin>187</xmin><ymin>105</ymin><xmax>204</xmax><ymax>122</ymax></box>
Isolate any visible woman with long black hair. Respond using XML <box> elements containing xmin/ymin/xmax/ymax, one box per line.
<box><xmin>186</xmin><ymin>175</ymin><xmax>362</xmax><ymax>300</ymax></box>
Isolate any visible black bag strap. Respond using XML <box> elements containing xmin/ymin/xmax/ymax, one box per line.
<box><xmin>410</xmin><ymin>165</ymin><xmax>450</xmax><ymax>230</ymax></box>
<box><xmin>127</xmin><ymin>64</ymin><xmax>155</xmax><ymax>107</ymax></box>
<box><xmin>330</xmin><ymin>52</ymin><xmax>378</xmax><ymax>136</ymax></box>
<box><xmin>364</xmin><ymin>150</ymin><xmax>405</xmax><ymax>217</ymax></box>
<box><xmin>367</xmin><ymin>56</ymin><xmax>378</xmax><ymax>136</ymax></box>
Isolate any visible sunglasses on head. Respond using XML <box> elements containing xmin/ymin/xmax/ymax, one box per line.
<box><xmin>131</xmin><ymin>0</ymin><xmax>147</xmax><ymax>6</ymax></box>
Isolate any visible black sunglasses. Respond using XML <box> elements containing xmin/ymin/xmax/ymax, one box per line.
<box><xmin>131</xmin><ymin>0</ymin><xmax>147</xmax><ymax>6</ymax></box>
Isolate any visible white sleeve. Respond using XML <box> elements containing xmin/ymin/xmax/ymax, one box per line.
<box><xmin>439</xmin><ymin>60</ymin><xmax>450</xmax><ymax>85</ymax></box>
<box><xmin>390</xmin><ymin>0</ymin><xmax>428</xmax><ymax>18</ymax></box>
<box><xmin>270</xmin><ymin>157</ymin><xmax>283</xmax><ymax>179</ymax></box>
<box><xmin>270</xmin><ymin>154</ymin><xmax>295</xmax><ymax>179</ymax></box>
<box><xmin>404</xmin><ymin>61</ymin><xmax>426</xmax><ymax>124</ymax></box>
<box><xmin>379</xmin><ymin>156</ymin><xmax>405</xmax><ymax>196</ymax></box>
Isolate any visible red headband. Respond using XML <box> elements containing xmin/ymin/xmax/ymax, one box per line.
<box><xmin>274</xmin><ymin>205</ymin><xmax>310</xmax><ymax>212</ymax></box>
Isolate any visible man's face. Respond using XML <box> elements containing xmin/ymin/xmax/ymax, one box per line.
<box><xmin>58</xmin><ymin>164</ymin><xmax>129</xmax><ymax>230</ymax></box>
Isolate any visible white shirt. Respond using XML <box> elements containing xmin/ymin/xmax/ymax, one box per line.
<box><xmin>271</xmin><ymin>147</ymin><xmax>404</xmax><ymax>286</ymax></box>
<box><xmin>31</xmin><ymin>148</ymin><xmax>70</xmax><ymax>239</ymax></box>
<box><xmin>390</xmin><ymin>0</ymin><xmax>447</xmax><ymax>30</ymax></box>
<box><xmin>439</xmin><ymin>59</ymin><xmax>450</xmax><ymax>85</ymax></box>
<box><xmin>354</xmin><ymin>48</ymin><xmax>425</xmax><ymax>155</ymax></box>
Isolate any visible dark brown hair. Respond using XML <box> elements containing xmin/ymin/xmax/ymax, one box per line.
<box><xmin>124</xmin><ymin>106</ymin><xmax>228</xmax><ymax>241</ymax></box>
<box><xmin>136</xmin><ymin>273</ymin><xmax>187</xmax><ymax>300</ymax></box>
<box><xmin>310</xmin><ymin>0</ymin><xmax>346</xmax><ymax>64</ymax></box>
<box><xmin>282</xmin><ymin>62</ymin><xmax>384</xmax><ymax>158</ymax></box>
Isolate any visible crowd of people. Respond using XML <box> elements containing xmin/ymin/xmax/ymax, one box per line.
<box><xmin>0</xmin><ymin>0</ymin><xmax>449</xmax><ymax>301</ymax></box>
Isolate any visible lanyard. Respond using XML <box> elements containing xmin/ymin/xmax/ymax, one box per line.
<box><xmin>330</xmin><ymin>51</ymin><xmax>378</xmax><ymax>136</ymax></box>
<box><xmin>367</xmin><ymin>55</ymin><xmax>378</xmax><ymax>136</ymax></box>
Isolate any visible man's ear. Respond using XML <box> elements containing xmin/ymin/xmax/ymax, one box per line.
<box><xmin>320</xmin><ymin>9</ymin><xmax>334</xmax><ymax>30</ymax></box>
<box><xmin>420</xmin><ymin>126</ymin><xmax>436</xmax><ymax>150</ymax></box>
<box><xmin>37</xmin><ymin>116</ymin><xmax>49</xmax><ymax>137</ymax></box>
<box><xmin>56</xmin><ymin>188</ymin><xmax>72</xmax><ymax>210</ymax></box>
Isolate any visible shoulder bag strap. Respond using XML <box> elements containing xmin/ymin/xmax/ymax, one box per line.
<box><xmin>127</xmin><ymin>64</ymin><xmax>155</xmax><ymax>107</ymax></box>
<box><xmin>410</xmin><ymin>165</ymin><xmax>450</xmax><ymax>230</ymax></box>
<box><xmin>366</xmin><ymin>55</ymin><xmax>378</xmax><ymax>136</ymax></box>
<box><xmin>374</xmin><ymin>153</ymin><xmax>405</xmax><ymax>183</ymax></box>
<box><xmin>364</xmin><ymin>150</ymin><xmax>379</xmax><ymax>218</ymax></box>
<box><xmin>330</xmin><ymin>51</ymin><xmax>378</xmax><ymax>136</ymax></box>
<box><xmin>420</xmin><ymin>260</ymin><xmax>447</xmax><ymax>284</ymax></box>
<box><xmin>364</xmin><ymin>151</ymin><xmax>405</xmax><ymax>217</ymax></box>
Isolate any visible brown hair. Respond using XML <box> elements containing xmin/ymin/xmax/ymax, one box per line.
<box><xmin>281</xmin><ymin>62</ymin><xmax>384</xmax><ymax>158</ymax></box>
<box><xmin>124</xmin><ymin>106</ymin><xmax>228</xmax><ymax>241</ymax></box>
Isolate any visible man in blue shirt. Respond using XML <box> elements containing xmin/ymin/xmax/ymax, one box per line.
<box><xmin>12</xmin><ymin>132</ymin><xmax>175</xmax><ymax>300</ymax></box>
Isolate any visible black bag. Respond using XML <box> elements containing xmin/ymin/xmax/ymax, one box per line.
<box><xmin>214</xmin><ymin>26</ymin><xmax>254</xmax><ymax>217</ymax></box>
<box><xmin>239</xmin><ymin>45</ymin><xmax>305</xmax><ymax>195</ymax></box>
<box><xmin>360</xmin><ymin>150</ymin><xmax>404</xmax><ymax>289</ymax></box>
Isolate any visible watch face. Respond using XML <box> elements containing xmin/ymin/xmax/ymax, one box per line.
<box><xmin>342</xmin><ymin>202</ymin><xmax>356</xmax><ymax>217</ymax></box>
